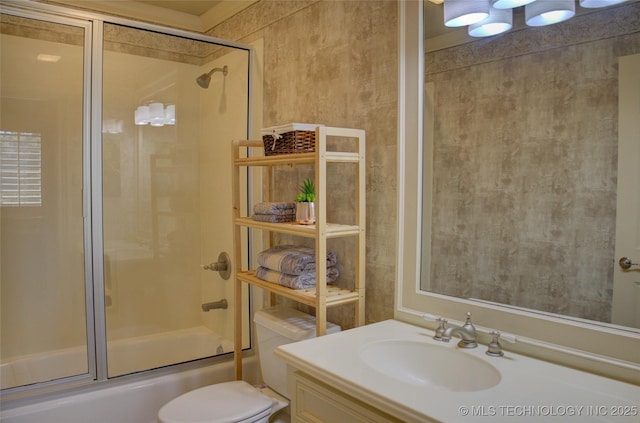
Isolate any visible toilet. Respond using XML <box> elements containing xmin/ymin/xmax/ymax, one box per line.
<box><xmin>157</xmin><ymin>305</ymin><xmax>341</xmax><ymax>423</ymax></box>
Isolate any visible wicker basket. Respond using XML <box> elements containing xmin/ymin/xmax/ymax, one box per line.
<box><xmin>261</xmin><ymin>124</ymin><xmax>323</xmax><ymax>156</ymax></box>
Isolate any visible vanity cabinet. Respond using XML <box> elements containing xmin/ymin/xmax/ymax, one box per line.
<box><xmin>231</xmin><ymin>126</ymin><xmax>366</xmax><ymax>379</ymax></box>
<box><xmin>290</xmin><ymin>371</ymin><xmax>404</xmax><ymax>423</ymax></box>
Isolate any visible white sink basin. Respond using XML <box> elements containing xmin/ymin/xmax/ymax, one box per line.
<box><xmin>359</xmin><ymin>340</ymin><xmax>501</xmax><ymax>392</ymax></box>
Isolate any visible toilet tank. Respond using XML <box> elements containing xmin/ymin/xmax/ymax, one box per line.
<box><xmin>253</xmin><ymin>305</ymin><xmax>341</xmax><ymax>399</ymax></box>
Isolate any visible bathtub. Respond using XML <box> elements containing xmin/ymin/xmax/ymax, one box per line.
<box><xmin>1</xmin><ymin>327</ymin><xmax>253</xmax><ymax>423</ymax></box>
<box><xmin>1</xmin><ymin>326</ymin><xmax>233</xmax><ymax>388</ymax></box>
<box><xmin>107</xmin><ymin>325</ymin><xmax>234</xmax><ymax>377</ymax></box>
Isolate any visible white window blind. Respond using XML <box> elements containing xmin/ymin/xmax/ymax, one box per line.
<box><xmin>0</xmin><ymin>130</ymin><xmax>42</xmax><ymax>206</ymax></box>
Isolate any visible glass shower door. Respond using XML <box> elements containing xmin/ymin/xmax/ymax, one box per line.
<box><xmin>0</xmin><ymin>10</ymin><xmax>252</xmax><ymax>391</ymax></box>
<box><xmin>102</xmin><ymin>23</ymin><xmax>250</xmax><ymax>377</ymax></box>
<box><xmin>0</xmin><ymin>13</ymin><xmax>89</xmax><ymax>390</ymax></box>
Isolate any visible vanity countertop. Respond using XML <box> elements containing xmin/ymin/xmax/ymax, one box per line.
<box><xmin>275</xmin><ymin>319</ymin><xmax>640</xmax><ymax>422</ymax></box>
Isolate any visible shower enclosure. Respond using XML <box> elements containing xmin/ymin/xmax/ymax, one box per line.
<box><xmin>0</xmin><ymin>2</ymin><xmax>251</xmax><ymax>396</ymax></box>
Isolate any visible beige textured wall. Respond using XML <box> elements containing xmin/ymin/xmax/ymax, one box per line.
<box><xmin>425</xmin><ymin>4</ymin><xmax>640</xmax><ymax>323</ymax></box>
<box><xmin>207</xmin><ymin>0</ymin><xmax>398</xmax><ymax>327</ymax></box>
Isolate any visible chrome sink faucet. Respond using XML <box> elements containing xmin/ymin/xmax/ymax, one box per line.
<box><xmin>441</xmin><ymin>312</ymin><xmax>478</xmax><ymax>349</ymax></box>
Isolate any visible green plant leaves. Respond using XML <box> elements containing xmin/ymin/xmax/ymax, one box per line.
<box><xmin>297</xmin><ymin>177</ymin><xmax>316</xmax><ymax>202</ymax></box>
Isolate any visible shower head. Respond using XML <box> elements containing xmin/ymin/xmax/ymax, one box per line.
<box><xmin>196</xmin><ymin>65</ymin><xmax>228</xmax><ymax>89</ymax></box>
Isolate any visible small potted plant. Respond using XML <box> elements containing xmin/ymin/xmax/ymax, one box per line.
<box><xmin>296</xmin><ymin>177</ymin><xmax>316</xmax><ymax>225</ymax></box>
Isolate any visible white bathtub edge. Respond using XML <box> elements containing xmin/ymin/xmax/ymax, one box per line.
<box><xmin>1</xmin><ymin>356</ymin><xmax>258</xmax><ymax>423</ymax></box>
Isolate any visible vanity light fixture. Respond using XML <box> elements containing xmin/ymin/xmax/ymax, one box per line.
<box><xmin>134</xmin><ymin>103</ymin><xmax>176</xmax><ymax>126</ymax></box>
<box><xmin>436</xmin><ymin>0</ymin><xmax>629</xmax><ymax>37</ymax></box>
<box><xmin>444</xmin><ymin>0</ymin><xmax>491</xmax><ymax>27</ymax></box>
<box><xmin>436</xmin><ymin>0</ymin><xmax>629</xmax><ymax>38</ymax></box>
<box><xmin>468</xmin><ymin>5</ymin><xmax>513</xmax><ymax>37</ymax></box>
<box><xmin>525</xmin><ymin>0</ymin><xmax>575</xmax><ymax>26</ymax></box>
<box><xmin>579</xmin><ymin>0</ymin><xmax>628</xmax><ymax>7</ymax></box>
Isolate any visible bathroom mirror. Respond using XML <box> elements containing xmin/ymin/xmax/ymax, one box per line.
<box><xmin>397</xmin><ymin>0</ymin><xmax>638</xmax><ymax>382</ymax></box>
<box><xmin>420</xmin><ymin>1</ymin><xmax>640</xmax><ymax>331</ymax></box>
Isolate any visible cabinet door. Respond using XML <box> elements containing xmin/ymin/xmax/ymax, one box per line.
<box><xmin>291</xmin><ymin>372</ymin><xmax>403</xmax><ymax>423</ymax></box>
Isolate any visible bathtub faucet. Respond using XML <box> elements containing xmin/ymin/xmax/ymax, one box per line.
<box><xmin>441</xmin><ymin>312</ymin><xmax>478</xmax><ymax>349</ymax></box>
<box><xmin>200</xmin><ymin>252</ymin><xmax>231</xmax><ymax>280</ymax></box>
<box><xmin>202</xmin><ymin>299</ymin><xmax>228</xmax><ymax>312</ymax></box>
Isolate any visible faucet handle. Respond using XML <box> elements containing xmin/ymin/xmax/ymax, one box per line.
<box><xmin>462</xmin><ymin>311</ymin><xmax>476</xmax><ymax>333</ymax></box>
<box><xmin>434</xmin><ymin>317</ymin><xmax>447</xmax><ymax>341</ymax></box>
<box><xmin>486</xmin><ymin>331</ymin><xmax>504</xmax><ymax>357</ymax></box>
<box><xmin>486</xmin><ymin>330</ymin><xmax>517</xmax><ymax>357</ymax></box>
<box><xmin>422</xmin><ymin>313</ymin><xmax>448</xmax><ymax>341</ymax></box>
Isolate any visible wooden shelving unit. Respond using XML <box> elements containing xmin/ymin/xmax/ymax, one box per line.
<box><xmin>231</xmin><ymin>126</ymin><xmax>366</xmax><ymax>379</ymax></box>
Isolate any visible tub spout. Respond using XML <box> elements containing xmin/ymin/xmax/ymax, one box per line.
<box><xmin>202</xmin><ymin>299</ymin><xmax>228</xmax><ymax>312</ymax></box>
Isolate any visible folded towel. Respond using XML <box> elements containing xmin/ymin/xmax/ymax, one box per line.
<box><xmin>252</xmin><ymin>213</ymin><xmax>296</xmax><ymax>223</ymax></box>
<box><xmin>255</xmin><ymin>266</ymin><xmax>339</xmax><ymax>289</ymax></box>
<box><xmin>253</xmin><ymin>202</ymin><xmax>296</xmax><ymax>215</ymax></box>
<box><xmin>257</xmin><ymin>245</ymin><xmax>337</xmax><ymax>275</ymax></box>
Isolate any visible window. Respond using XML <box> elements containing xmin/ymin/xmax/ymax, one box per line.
<box><xmin>0</xmin><ymin>130</ymin><xmax>42</xmax><ymax>206</ymax></box>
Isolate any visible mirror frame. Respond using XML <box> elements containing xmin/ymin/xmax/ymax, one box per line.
<box><xmin>395</xmin><ymin>0</ymin><xmax>639</xmax><ymax>384</ymax></box>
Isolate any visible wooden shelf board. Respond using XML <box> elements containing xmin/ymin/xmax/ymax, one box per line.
<box><xmin>235</xmin><ymin>153</ymin><xmax>315</xmax><ymax>166</ymax></box>
<box><xmin>234</xmin><ymin>217</ymin><xmax>360</xmax><ymax>238</ymax></box>
<box><xmin>234</xmin><ymin>151</ymin><xmax>360</xmax><ymax>167</ymax></box>
<box><xmin>236</xmin><ymin>271</ymin><xmax>359</xmax><ymax>307</ymax></box>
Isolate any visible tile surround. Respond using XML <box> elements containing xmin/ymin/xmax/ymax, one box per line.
<box><xmin>207</xmin><ymin>0</ymin><xmax>398</xmax><ymax>327</ymax></box>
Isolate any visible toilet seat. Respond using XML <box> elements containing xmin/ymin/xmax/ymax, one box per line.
<box><xmin>158</xmin><ymin>380</ymin><xmax>275</xmax><ymax>423</ymax></box>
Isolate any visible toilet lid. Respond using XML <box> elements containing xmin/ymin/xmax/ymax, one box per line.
<box><xmin>158</xmin><ymin>381</ymin><xmax>275</xmax><ymax>423</ymax></box>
